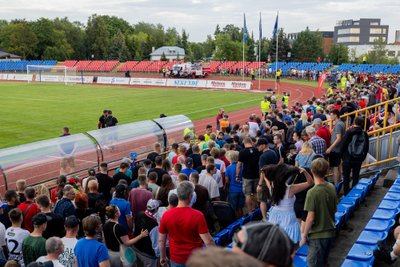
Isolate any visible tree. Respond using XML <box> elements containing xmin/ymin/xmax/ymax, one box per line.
<box><xmin>203</xmin><ymin>35</ymin><xmax>215</xmax><ymax>58</ymax></box>
<box><xmin>86</xmin><ymin>15</ymin><xmax>110</xmax><ymax>59</ymax></box>
<box><xmin>365</xmin><ymin>38</ymin><xmax>399</xmax><ymax>64</ymax></box>
<box><xmin>291</xmin><ymin>27</ymin><xmax>324</xmax><ymax>62</ymax></box>
<box><xmin>214</xmin><ymin>33</ymin><xmax>242</xmax><ymax>61</ymax></box>
<box><xmin>214</xmin><ymin>24</ymin><xmax>221</xmax><ymax>36</ymax></box>
<box><xmin>109</xmin><ymin>30</ymin><xmax>131</xmax><ymax>61</ymax></box>
<box><xmin>246</xmin><ymin>32</ymin><xmax>256</xmax><ymax>62</ymax></box>
<box><xmin>160</xmin><ymin>52</ymin><xmax>167</xmax><ymax>61</ymax></box>
<box><xmin>0</xmin><ymin>22</ymin><xmax>38</xmax><ymax>59</ymax></box>
<box><xmin>268</xmin><ymin>29</ymin><xmax>291</xmax><ymax>62</ymax></box>
<box><xmin>165</xmin><ymin>27</ymin><xmax>179</xmax><ymax>46</ymax></box>
<box><xmin>190</xmin><ymin>43</ymin><xmax>204</xmax><ymax>61</ymax></box>
<box><xmin>328</xmin><ymin>44</ymin><xmax>349</xmax><ymax>65</ymax></box>
<box><xmin>222</xmin><ymin>24</ymin><xmax>242</xmax><ymax>42</ymax></box>
<box><xmin>53</xmin><ymin>18</ymin><xmax>86</xmax><ymax>60</ymax></box>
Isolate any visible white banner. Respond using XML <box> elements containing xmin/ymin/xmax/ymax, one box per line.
<box><xmin>97</xmin><ymin>76</ymin><xmax>130</xmax><ymax>85</ymax></box>
<box><xmin>7</xmin><ymin>74</ymin><xmax>33</xmax><ymax>81</ymax></box>
<box><xmin>166</xmin><ymin>79</ymin><xmax>207</xmax><ymax>88</ymax></box>
<box><xmin>0</xmin><ymin>74</ymin><xmax>8</xmax><ymax>80</ymax></box>
<box><xmin>64</xmin><ymin>76</ymin><xmax>94</xmax><ymax>84</ymax></box>
<box><xmin>129</xmin><ymin>78</ymin><xmax>167</xmax><ymax>86</ymax></box>
<box><xmin>35</xmin><ymin>75</ymin><xmax>64</xmax><ymax>83</ymax></box>
<box><xmin>206</xmin><ymin>80</ymin><xmax>251</xmax><ymax>90</ymax></box>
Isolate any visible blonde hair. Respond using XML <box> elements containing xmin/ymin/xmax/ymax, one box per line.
<box><xmin>300</xmin><ymin>141</ymin><xmax>315</xmax><ymax>155</ymax></box>
<box><xmin>226</xmin><ymin>150</ymin><xmax>239</xmax><ymax>163</ymax></box>
<box><xmin>35</xmin><ymin>184</ymin><xmax>50</xmax><ymax>198</ymax></box>
<box><xmin>300</xmin><ymin>113</ymin><xmax>308</xmax><ymax>125</ymax></box>
<box><xmin>16</xmin><ymin>179</ymin><xmax>26</xmax><ymax>191</ymax></box>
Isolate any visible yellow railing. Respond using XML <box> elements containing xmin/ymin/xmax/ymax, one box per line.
<box><xmin>325</xmin><ymin>96</ymin><xmax>400</xmax><ymax>131</ymax></box>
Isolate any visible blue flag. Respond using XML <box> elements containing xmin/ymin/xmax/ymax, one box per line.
<box><xmin>243</xmin><ymin>13</ymin><xmax>247</xmax><ymax>44</ymax></box>
<box><xmin>273</xmin><ymin>13</ymin><xmax>278</xmax><ymax>38</ymax></box>
<box><xmin>259</xmin><ymin>13</ymin><xmax>262</xmax><ymax>41</ymax></box>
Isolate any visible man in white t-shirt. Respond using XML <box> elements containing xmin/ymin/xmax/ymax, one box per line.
<box><xmin>5</xmin><ymin>208</ymin><xmax>29</xmax><ymax>266</ymax></box>
<box><xmin>59</xmin><ymin>215</ymin><xmax>79</xmax><ymax>267</ymax></box>
<box><xmin>199</xmin><ymin>164</ymin><xmax>220</xmax><ymax>200</ymax></box>
<box><xmin>37</xmin><ymin>237</ymin><xmax>65</xmax><ymax>267</ymax></box>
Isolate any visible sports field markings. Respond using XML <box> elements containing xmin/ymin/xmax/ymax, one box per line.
<box><xmin>185</xmin><ymin>98</ymin><xmax>261</xmax><ymax>115</ymax></box>
<box><xmin>2</xmin><ymin>96</ymin><xmax>64</xmax><ymax>102</ymax></box>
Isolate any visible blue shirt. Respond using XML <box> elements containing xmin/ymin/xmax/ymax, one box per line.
<box><xmin>225</xmin><ymin>162</ymin><xmax>243</xmax><ymax>193</ymax></box>
<box><xmin>109</xmin><ymin>198</ymin><xmax>132</xmax><ymax>232</ymax></box>
<box><xmin>181</xmin><ymin>168</ymin><xmax>198</xmax><ymax>177</ymax></box>
<box><xmin>74</xmin><ymin>238</ymin><xmax>109</xmax><ymax>267</ymax></box>
<box><xmin>295</xmin><ymin>153</ymin><xmax>316</xmax><ymax>168</ymax></box>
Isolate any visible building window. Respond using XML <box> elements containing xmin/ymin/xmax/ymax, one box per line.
<box><xmin>370</xmin><ymin>28</ymin><xmax>384</xmax><ymax>34</ymax></box>
<box><xmin>337</xmin><ymin>36</ymin><xmax>360</xmax><ymax>43</ymax></box>
<box><xmin>354</xmin><ymin>22</ymin><xmax>360</xmax><ymax>26</ymax></box>
<box><xmin>382</xmin><ymin>29</ymin><xmax>387</xmax><ymax>34</ymax></box>
<box><xmin>370</xmin><ymin>22</ymin><xmax>379</xmax><ymax>26</ymax></box>
<box><xmin>369</xmin><ymin>37</ymin><xmax>386</xmax><ymax>42</ymax></box>
<box><xmin>388</xmin><ymin>51</ymin><xmax>395</xmax><ymax>57</ymax></box>
<box><xmin>338</xmin><ymin>28</ymin><xmax>360</xmax><ymax>35</ymax></box>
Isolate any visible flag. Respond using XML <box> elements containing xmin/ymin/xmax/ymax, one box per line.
<box><xmin>259</xmin><ymin>12</ymin><xmax>262</xmax><ymax>41</ymax></box>
<box><xmin>243</xmin><ymin>13</ymin><xmax>247</xmax><ymax>44</ymax></box>
<box><xmin>272</xmin><ymin>13</ymin><xmax>278</xmax><ymax>38</ymax></box>
<box><xmin>318</xmin><ymin>72</ymin><xmax>327</xmax><ymax>95</ymax></box>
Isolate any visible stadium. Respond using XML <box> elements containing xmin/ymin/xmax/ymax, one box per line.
<box><xmin>0</xmin><ymin>3</ymin><xmax>400</xmax><ymax>267</ymax></box>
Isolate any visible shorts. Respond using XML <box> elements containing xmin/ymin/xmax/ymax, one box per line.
<box><xmin>242</xmin><ymin>178</ymin><xmax>258</xmax><ymax>196</ymax></box>
<box><xmin>257</xmin><ymin>182</ymin><xmax>269</xmax><ymax>202</ymax></box>
<box><xmin>329</xmin><ymin>152</ymin><xmax>341</xmax><ymax>167</ymax></box>
<box><xmin>228</xmin><ymin>192</ymin><xmax>245</xmax><ymax>210</ymax></box>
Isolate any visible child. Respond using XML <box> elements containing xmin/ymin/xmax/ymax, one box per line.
<box><xmin>15</xmin><ymin>180</ymin><xmax>26</xmax><ymax>204</ymax></box>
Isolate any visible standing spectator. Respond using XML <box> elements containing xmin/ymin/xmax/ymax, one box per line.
<box><xmin>105</xmin><ymin>110</ymin><xmax>118</xmax><ymax>127</ymax></box>
<box><xmin>168</xmin><ymin>143</ymin><xmax>179</xmax><ymax>163</ymax></box>
<box><xmin>147</xmin><ymin>143</ymin><xmax>162</xmax><ymax>167</ymax></box>
<box><xmin>256</xmin><ymin>138</ymin><xmax>279</xmax><ymax>219</ymax></box>
<box><xmin>50</xmin><ymin>175</ymin><xmax>67</xmax><ymax>205</ymax></box>
<box><xmin>129</xmin><ymin>175</ymin><xmax>153</xmax><ymax>218</ymax></box>
<box><xmin>301</xmin><ymin>158</ymin><xmax>337</xmax><ymax>267</ymax></box>
<box><xmin>96</xmin><ymin>162</ymin><xmax>114</xmax><ymax>202</ymax></box>
<box><xmin>306</xmin><ymin>126</ymin><xmax>327</xmax><ymax>156</ymax></box>
<box><xmin>313</xmin><ymin>119</ymin><xmax>331</xmax><ymax>148</ymax></box>
<box><xmin>168</xmin><ymin>174</ymin><xmax>198</xmax><ymax>207</ymax></box>
<box><xmin>262</xmin><ymin>164</ymin><xmax>314</xmax><ymax>243</ymax></box>
<box><xmin>237</xmin><ymin>137</ymin><xmax>260</xmax><ymax>212</ymax></box>
<box><xmin>115</xmin><ymin>158</ymin><xmax>133</xmax><ymax>179</ymax></box>
<box><xmin>98</xmin><ymin>110</ymin><xmax>108</xmax><ymax>129</ymax></box>
<box><xmin>188</xmin><ymin>145</ymin><xmax>202</xmax><ymax>170</ymax></box>
<box><xmin>295</xmin><ymin>113</ymin><xmax>310</xmax><ymax>135</ymax></box>
<box><xmin>190</xmin><ymin>173</ymin><xmax>212</xmax><ymax>225</ymax></box>
<box><xmin>158</xmin><ymin>181</ymin><xmax>215</xmax><ymax>267</ymax></box>
<box><xmin>16</xmin><ymin>179</ymin><xmax>27</xmax><ymax>204</ymax></box>
<box><xmin>204</xmin><ymin>125</ymin><xmax>213</xmax><ymax>142</ymax></box>
<box><xmin>74</xmin><ymin>192</ymin><xmax>96</xmax><ymax>239</ymax></box>
<box><xmin>54</xmin><ymin>185</ymin><xmax>76</xmax><ymax>219</ymax></box>
<box><xmin>0</xmin><ymin>190</ymin><xmax>19</xmax><ymax>229</ymax></box>
<box><xmin>113</xmin><ymin>163</ymin><xmax>132</xmax><ymax>186</ymax></box>
<box><xmin>36</xmin><ymin>195</ymin><xmax>64</xmax><ymax>239</ymax></box>
<box><xmin>59</xmin><ymin>215</ymin><xmax>80</xmax><ymax>267</ymax></box>
<box><xmin>148</xmin><ymin>156</ymin><xmax>168</xmax><ymax>186</ymax></box>
<box><xmin>273</xmin><ymin>134</ymin><xmax>286</xmax><ymax>164</ymax></box>
<box><xmin>327</xmin><ymin>109</ymin><xmax>346</xmax><ymax>184</ymax></box>
<box><xmin>109</xmin><ymin>184</ymin><xmax>132</xmax><ymax>233</ymax></box>
<box><xmin>341</xmin><ymin>117</ymin><xmax>369</xmax><ymax>195</ymax></box>
<box><xmin>293</xmin><ymin>132</ymin><xmax>304</xmax><ymax>153</ymax></box>
<box><xmin>148</xmin><ymin>172</ymin><xmax>160</xmax><ymax>198</ymax></box>
<box><xmin>36</xmin><ymin>237</ymin><xmax>64</xmax><ymax>266</ymax></box>
<box><xmin>295</xmin><ymin>142</ymin><xmax>316</xmax><ymax>169</ymax></box>
<box><xmin>22</xmin><ymin>213</ymin><xmax>47</xmax><ymax>266</ymax></box>
<box><xmin>103</xmin><ymin>205</ymin><xmax>148</xmax><ymax>267</ymax></box>
<box><xmin>156</xmin><ymin>175</ymin><xmax>176</xmax><ymax>207</ymax></box>
<box><xmin>74</xmin><ymin>215</ymin><xmax>110</xmax><ymax>267</ymax></box>
<box><xmin>216</xmin><ymin>108</ymin><xmax>224</xmax><ymax>130</ymax></box>
<box><xmin>87</xmin><ymin>180</ymin><xmax>105</xmax><ymax>210</ymax></box>
<box><xmin>17</xmin><ymin>187</ymin><xmax>40</xmax><ymax>233</ymax></box>
<box><xmin>5</xmin><ymin>208</ymin><xmax>29</xmax><ymax>266</ymax></box>
<box><xmin>181</xmin><ymin>158</ymin><xmax>199</xmax><ymax>178</ymax></box>
<box><xmin>226</xmin><ymin>151</ymin><xmax>245</xmax><ymax>218</ymax></box>
<box><xmin>198</xmin><ymin>165</ymin><xmax>220</xmax><ymax>201</ymax></box>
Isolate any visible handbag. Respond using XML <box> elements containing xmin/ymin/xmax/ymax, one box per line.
<box><xmin>113</xmin><ymin>224</ymin><xmax>136</xmax><ymax>266</ymax></box>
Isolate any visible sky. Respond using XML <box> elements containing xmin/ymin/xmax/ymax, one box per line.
<box><xmin>1</xmin><ymin>0</ymin><xmax>400</xmax><ymax>43</ymax></box>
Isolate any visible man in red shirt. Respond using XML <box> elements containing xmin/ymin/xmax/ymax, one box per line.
<box><xmin>313</xmin><ymin>118</ymin><xmax>331</xmax><ymax>148</ymax></box>
<box><xmin>159</xmin><ymin>181</ymin><xmax>214</xmax><ymax>266</ymax></box>
<box><xmin>17</xmin><ymin>187</ymin><xmax>40</xmax><ymax>232</ymax></box>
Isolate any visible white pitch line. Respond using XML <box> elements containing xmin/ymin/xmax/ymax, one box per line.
<box><xmin>2</xmin><ymin>96</ymin><xmax>63</xmax><ymax>102</ymax></box>
<box><xmin>185</xmin><ymin>98</ymin><xmax>261</xmax><ymax>115</ymax></box>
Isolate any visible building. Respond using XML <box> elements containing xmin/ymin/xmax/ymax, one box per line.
<box><xmin>347</xmin><ymin>44</ymin><xmax>400</xmax><ymax>60</ymax></box>
<box><xmin>0</xmin><ymin>50</ymin><xmax>21</xmax><ymax>60</ymax></box>
<box><xmin>333</xmin><ymin>18</ymin><xmax>389</xmax><ymax>46</ymax></box>
<box><xmin>149</xmin><ymin>46</ymin><xmax>185</xmax><ymax>61</ymax></box>
<box><xmin>395</xmin><ymin>30</ymin><xmax>400</xmax><ymax>45</ymax></box>
<box><xmin>288</xmin><ymin>31</ymin><xmax>333</xmax><ymax>54</ymax></box>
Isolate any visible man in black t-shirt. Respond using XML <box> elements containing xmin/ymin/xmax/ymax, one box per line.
<box><xmin>188</xmin><ymin>145</ymin><xmax>202</xmax><ymax>170</ymax></box>
<box><xmin>98</xmin><ymin>109</ymin><xmax>108</xmax><ymax>129</ymax></box>
<box><xmin>106</xmin><ymin>110</ymin><xmax>118</xmax><ymax>127</ymax></box>
<box><xmin>271</xmin><ymin>113</ymin><xmax>287</xmax><ymax>136</ymax></box>
<box><xmin>95</xmin><ymin>162</ymin><xmax>114</xmax><ymax>202</ymax></box>
<box><xmin>36</xmin><ymin>195</ymin><xmax>65</xmax><ymax>239</ymax></box>
<box><xmin>148</xmin><ymin>156</ymin><xmax>168</xmax><ymax>186</ymax></box>
<box><xmin>113</xmin><ymin>162</ymin><xmax>132</xmax><ymax>186</ymax></box>
<box><xmin>236</xmin><ymin>137</ymin><xmax>261</xmax><ymax>213</ymax></box>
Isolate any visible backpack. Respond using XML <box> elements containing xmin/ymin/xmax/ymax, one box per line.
<box><xmin>348</xmin><ymin>132</ymin><xmax>367</xmax><ymax>160</ymax></box>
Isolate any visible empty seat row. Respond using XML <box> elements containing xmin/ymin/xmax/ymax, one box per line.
<box><xmin>0</xmin><ymin>60</ymin><xmax>57</xmax><ymax>71</ymax></box>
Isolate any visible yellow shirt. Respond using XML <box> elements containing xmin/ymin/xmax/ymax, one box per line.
<box><xmin>261</xmin><ymin>100</ymin><xmax>271</xmax><ymax>112</ymax></box>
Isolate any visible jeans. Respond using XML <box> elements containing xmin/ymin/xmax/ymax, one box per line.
<box><xmin>170</xmin><ymin>261</ymin><xmax>186</xmax><ymax>267</ymax></box>
<box><xmin>342</xmin><ymin>161</ymin><xmax>363</xmax><ymax>195</ymax></box>
<box><xmin>307</xmin><ymin>237</ymin><xmax>334</xmax><ymax>267</ymax></box>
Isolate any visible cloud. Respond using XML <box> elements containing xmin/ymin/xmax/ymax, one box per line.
<box><xmin>0</xmin><ymin>0</ymin><xmax>399</xmax><ymax>42</ymax></box>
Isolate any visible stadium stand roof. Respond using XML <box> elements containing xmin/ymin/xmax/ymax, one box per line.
<box><xmin>0</xmin><ymin>50</ymin><xmax>21</xmax><ymax>59</ymax></box>
<box><xmin>150</xmin><ymin>46</ymin><xmax>185</xmax><ymax>57</ymax></box>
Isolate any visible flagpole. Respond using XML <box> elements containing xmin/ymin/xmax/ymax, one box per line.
<box><xmin>275</xmin><ymin>11</ymin><xmax>279</xmax><ymax>91</ymax></box>
<box><xmin>242</xmin><ymin>13</ymin><xmax>245</xmax><ymax>81</ymax></box>
<box><xmin>242</xmin><ymin>37</ymin><xmax>245</xmax><ymax>81</ymax></box>
<box><xmin>258</xmin><ymin>12</ymin><xmax>261</xmax><ymax>90</ymax></box>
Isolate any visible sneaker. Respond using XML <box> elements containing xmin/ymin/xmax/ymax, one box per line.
<box><xmin>373</xmin><ymin>247</ymin><xmax>396</xmax><ymax>265</ymax></box>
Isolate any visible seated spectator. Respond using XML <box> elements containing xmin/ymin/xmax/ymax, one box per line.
<box><xmin>103</xmin><ymin>205</ymin><xmax>148</xmax><ymax>267</ymax></box>
<box><xmin>232</xmin><ymin>222</ymin><xmax>294</xmax><ymax>267</ymax></box>
<box><xmin>156</xmin><ymin>175</ymin><xmax>175</xmax><ymax>207</ymax></box>
<box><xmin>87</xmin><ymin>180</ymin><xmax>105</xmax><ymax>210</ymax></box>
<box><xmin>54</xmin><ymin>185</ymin><xmax>76</xmax><ymax>219</ymax></box>
<box><xmin>36</xmin><ymin>237</ymin><xmax>64</xmax><ymax>266</ymax></box>
<box><xmin>147</xmin><ymin>172</ymin><xmax>160</xmax><ymax>199</ymax></box>
<box><xmin>17</xmin><ymin>187</ymin><xmax>40</xmax><ymax>233</ymax></box>
<box><xmin>59</xmin><ymin>215</ymin><xmax>80</xmax><ymax>267</ymax></box>
<box><xmin>74</xmin><ymin>215</ymin><xmax>110</xmax><ymax>267</ymax></box>
<box><xmin>110</xmin><ymin>184</ymin><xmax>132</xmax><ymax>233</ymax></box>
<box><xmin>129</xmin><ymin>175</ymin><xmax>153</xmax><ymax>218</ymax></box>
<box><xmin>0</xmin><ymin>190</ymin><xmax>19</xmax><ymax>229</ymax></box>
<box><xmin>36</xmin><ymin>195</ymin><xmax>64</xmax><ymax>239</ymax></box>
<box><xmin>74</xmin><ymin>192</ymin><xmax>96</xmax><ymax>238</ymax></box>
<box><xmin>50</xmin><ymin>175</ymin><xmax>67</xmax><ymax>205</ymax></box>
<box><xmin>5</xmin><ymin>208</ymin><xmax>29</xmax><ymax>266</ymax></box>
<box><xmin>22</xmin><ymin>213</ymin><xmax>48</xmax><ymax>266</ymax></box>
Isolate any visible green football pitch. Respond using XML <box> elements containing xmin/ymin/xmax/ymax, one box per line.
<box><xmin>0</xmin><ymin>82</ymin><xmax>262</xmax><ymax>149</ymax></box>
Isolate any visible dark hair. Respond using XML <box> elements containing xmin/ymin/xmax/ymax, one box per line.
<box><xmin>206</xmin><ymin>164</ymin><xmax>215</xmax><ymax>174</ymax></box>
<box><xmin>330</xmin><ymin>109</ymin><xmax>340</xmax><ymax>117</ymax></box>
<box><xmin>148</xmin><ymin>172</ymin><xmax>158</xmax><ymax>181</ymax></box>
<box><xmin>354</xmin><ymin>116</ymin><xmax>365</xmax><ymax>127</ymax></box>
<box><xmin>155</xmin><ymin>156</ymin><xmax>163</xmax><ymax>165</ymax></box>
<box><xmin>198</xmin><ymin>135</ymin><xmax>205</xmax><ymax>141</ymax></box>
<box><xmin>24</xmin><ymin>187</ymin><xmax>36</xmax><ymax>200</ymax></box>
<box><xmin>88</xmin><ymin>168</ymin><xmax>96</xmax><ymax>176</ymax></box>
<box><xmin>105</xmin><ymin>205</ymin><xmax>119</xmax><ymax>219</ymax></box>
<box><xmin>82</xmin><ymin>215</ymin><xmax>101</xmax><ymax>237</ymax></box>
<box><xmin>261</xmin><ymin>164</ymin><xmax>299</xmax><ymax>205</ymax></box>
<box><xmin>57</xmin><ymin>175</ymin><xmax>67</xmax><ymax>187</ymax></box>
<box><xmin>8</xmin><ymin>208</ymin><xmax>22</xmax><ymax>223</ymax></box>
<box><xmin>120</xmin><ymin>162</ymin><xmax>129</xmax><ymax>169</ymax></box>
<box><xmin>206</xmin><ymin>124</ymin><xmax>212</xmax><ymax>129</ymax></box>
<box><xmin>168</xmin><ymin>194</ymin><xmax>179</xmax><ymax>207</ymax></box>
<box><xmin>5</xmin><ymin>190</ymin><xmax>18</xmax><ymax>202</ymax></box>
<box><xmin>36</xmin><ymin>195</ymin><xmax>51</xmax><ymax>209</ymax></box>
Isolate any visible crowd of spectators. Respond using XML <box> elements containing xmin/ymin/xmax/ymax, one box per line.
<box><xmin>0</xmin><ymin>74</ymin><xmax>398</xmax><ymax>267</ymax></box>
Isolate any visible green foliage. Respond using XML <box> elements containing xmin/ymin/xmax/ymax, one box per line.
<box><xmin>363</xmin><ymin>38</ymin><xmax>399</xmax><ymax>64</ymax></box>
<box><xmin>0</xmin><ymin>22</ymin><xmax>38</xmax><ymax>59</ymax></box>
<box><xmin>214</xmin><ymin>33</ymin><xmax>242</xmax><ymax>61</ymax></box>
<box><xmin>160</xmin><ymin>52</ymin><xmax>167</xmax><ymax>61</ymax></box>
<box><xmin>328</xmin><ymin>44</ymin><xmax>349</xmax><ymax>65</ymax></box>
<box><xmin>109</xmin><ymin>30</ymin><xmax>131</xmax><ymax>61</ymax></box>
<box><xmin>86</xmin><ymin>15</ymin><xmax>110</xmax><ymax>59</ymax></box>
<box><xmin>291</xmin><ymin>28</ymin><xmax>324</xmax><ymax>62</ymax></box>
<box><xmin>268</xmin><ymin>29</ymin><xmax>291</xmax><ymax>62</ymax></box>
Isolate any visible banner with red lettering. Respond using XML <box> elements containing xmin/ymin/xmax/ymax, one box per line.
<box><xmin>318</xmin><ymin>72</ymin><xmax>326</xmax><ymax>96</ymax></box>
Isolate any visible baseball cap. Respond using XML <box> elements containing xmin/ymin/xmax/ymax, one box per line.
<box><xmin>146</xmin><ymin>199</ymin><xmax>160</xmax><ymax>211</ymax></box>
<box><xmin>312</xmin><ymin>118</ymin><xmax>323</xmax><ymax>125</ymax></box>
<box><xmin>316</xmin><ymin>106</ymin><xmax>323</xmax><ymax>111</ymax></box>
<box><xmin>256</xmin><ymin>138</ymin><xmax>268</xmax><ymax>146</ymax></box>
<box><xmin>65</xmin><ymin>215</ymin><xmax>80</xmax><ymax>228</ymax></box>
<box><xmin>32</xmin><ymin>213</ymin><xmax>48</xmax><ymax>226</ymax></box>
<box><xmin>68</xmin><ymin>175</ymin><xmax>80</xmax><ymax>184</ymax></box>
<box><xmin>121</xmin><ymin>157</ymin><xmax>132</xmax><ymax>164</ymax></box>
<box><xmin>185</xmin><ymin>157</ymin><xmax>194</xmax><ymax>167</ymax></box>
<box><xmin>238</xmin><ymin>222</ymin><xmax>294</xmax><ymax>266</ymax></box>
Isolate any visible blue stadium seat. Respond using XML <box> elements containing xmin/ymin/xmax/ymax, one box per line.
<box><xmin>384</xmin><ymin>192</ymin><xmax>400</xmax><ymax>201</ymax></box>
<box><xmin>356</xmin><ymin>230</ymin><xmax>388</xmax><ymax>245</ymax></box>
<box><xmin>378</xmin><ymin>199</ymin><xmax>400</xmax><ymax>210</ymax></box>
<box><xmin>337</xmin><ymin>204</ymin><xmax>350</xmax><ymax>224</ymax></box>
<box><xmin>346</xmin><ymin>243</ymin><xmax>376</xmax><ymax>261</ymax></box>
<box><xmin>358</xmin><ymin>178</ymin><xmax>373</xmax><ymax>191</ymax></box>
<box><xmin>238</xmin><ymin>214</ymin><xmax>251</xmax><ymax>226</ymax></box>
<box><xmin>341</xmin><ymin>259</ymin><xmax>373</xmax><ymax>267</ymax></box>
<box><xmin>347</xmin><ymin>188</ymin><xmax>366</xmax><ymax>202</ymax></box>
<box><xmin>336</xmin><ymin>179</ymin><xmax>343</xmax><ymax>194</ymax></box>
<box><xmin>213</xmin><ymin>229</ymin><xmax>230</xmax><ymax>246</ymax></box>
<box><xmin>340</xmin><ymin>197</ymin><xmax>357</xmax><ymax>215</ymax></box>
<box><xmin>372</xmin><ymin>208</ymin><xmax>398</xmax><ymax>220</ymax></box>
<box><xmin>388</xmin><ymin>185</ymin><xmax>400</xmax><ymax>193</ymax></box>
<box><xmin>250</xmin><ymin>208</ymin><xmax>262</xmax><ymax>221</ymax></box>
<box><xmin>296</xmin><ymin>244</ymin><xmax>308</xmax><ymax>257</ymax></box>
<box><xmin>226</xmin><ymin>220</ymin><xmax>242</xmax><ymax>240</ymax></box>
<box><xmin>364</xmin><ymin>219</ymin><xmax>395</xmax><ymax>232</ymax></box>
<box><xmin>293</xmin><ymin>255</ymin><xmax>307</xmax><ymax>267</ymax></box>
